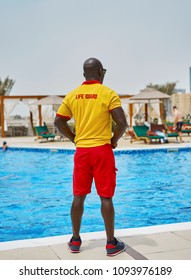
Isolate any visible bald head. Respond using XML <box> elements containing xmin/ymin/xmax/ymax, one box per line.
<box><xmin>83</xmin><ymin>57</ymin><xmax>106</xmax><ymax>83</ymax></box>
<box><xmin>83</xmin><ymin>57</ymin><xmax>103</xmax><ymax>70</ymax></box>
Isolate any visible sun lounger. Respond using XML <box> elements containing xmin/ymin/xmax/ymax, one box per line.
<box><xmin>127</xmin><ymin>129</ymin><xmax>141</xmax><ymax>143</ymax></box>
<box><xmin>181</xmin><ymin>123</ymin><xmax>191</xmax><ymax>136</ymax></box>
<box><xmin>167</xmin><ymin>122</ymin><xmax>191</xmax><ymax>136</ymax></box>
<box><xmin>35</xmin><ymin>125</ymin><xmax>55</xmax><ymax>141</ymax></box>
<box><xmin>167</xmin><ymin>125</ymin><xmax>184</xmax><ymax>140</ymax></box>
<box><xmin>151</xmin><ymin>124</ymin><xmax>178</xmax><ymax>141</ymax></box>
<box><xmin>132</xmin><ymin>125</ymin><xmax>164</xmax><ymax>144</ymax></box>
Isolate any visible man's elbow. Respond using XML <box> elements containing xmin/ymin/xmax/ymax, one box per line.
<box><xmin>54</xmin><ymin>116</ymin><xmax>59</xmax><ymax>126</ymax></box>
<box><xmin>54</xmin><ymin>116</ymin><xmax>63</xmax><ymax>128</ymax></box>
<box><xmin>119</xmin><ymin>118</ymin><xmax>128</xmax><ymax>130</ymax></box>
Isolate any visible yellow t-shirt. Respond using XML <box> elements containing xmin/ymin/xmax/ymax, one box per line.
<box><xmin>56</xmin><ymin>80</ymin><xmax>121</xmax><ymax>147</ymax></box>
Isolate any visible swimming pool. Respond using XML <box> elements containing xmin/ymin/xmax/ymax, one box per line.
<box><xmin>0</xmin><ymin>147</ymin><xmax>191</xmax><ymax>242</ymax></box>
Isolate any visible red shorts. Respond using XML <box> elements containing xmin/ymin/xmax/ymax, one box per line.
<box><xmin>73</xmin><ymin>144</ymin><xmax>117</xmax><ymax>198</ymax></box>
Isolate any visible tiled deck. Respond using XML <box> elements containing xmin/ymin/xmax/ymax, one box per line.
<box><xmin>1</xmin><ymin>224</ymin><xmax>191</xmax><ymax>260</ymax></box>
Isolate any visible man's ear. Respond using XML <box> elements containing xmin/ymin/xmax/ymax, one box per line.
<box><xmin>98</xmin><ymin>69</ymin><xmax>102</xmax><ymax>77</ymax></box>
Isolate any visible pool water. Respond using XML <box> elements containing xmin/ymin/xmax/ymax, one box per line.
<box><xmin>0</xmin><ymin>148</ymin><xmax>191</xmax><ymax>242</ymax></box>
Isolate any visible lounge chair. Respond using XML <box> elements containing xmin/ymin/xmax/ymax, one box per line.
<box><xmin>151</xmin><ymin>124</ymin><xmax>178</xmax><ymax>141</ymax></box>
<box><xmin>128</xmin><ymin>129</ymin><xmax>141</xmax><ymax>143</ymax></box>
<box><xmin>181</xmin><ymin>123</ymin><xmax>191</xmax><ymax>136</ymax></box>
<box><xmin>35</xmin><ymin>125</ymin><xmax>55</xmax><ymax>142</ymax></box>
<box><xmin>166</xmin><ymin>125</ymin><xmax>183</xmax><ymax>140</ymax></box>
<box><xmin>132</xmin><ymin>125</ymin><xmax>164</xmax><ymax>144</ymax></box>
<box><xmin>166</xmin><ymin>122</ymin><xmax>191</xmax><ymax>136</ymax></box>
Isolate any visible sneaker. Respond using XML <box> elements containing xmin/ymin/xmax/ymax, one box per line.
<box><xmin>68</xmin><ymin>236</ymin><xmax>82</xmax><ymax>253</ymax></box>
<box><xmin>106</xmin><ymin>237</ymin><xmax>126</xmax><ymax>256</ymax></box>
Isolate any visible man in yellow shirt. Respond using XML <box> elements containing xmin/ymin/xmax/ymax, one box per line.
<box><xmin>55</xmin><ymin>57</ymin><xmax>127</xmax><ymax>256</ymax></box>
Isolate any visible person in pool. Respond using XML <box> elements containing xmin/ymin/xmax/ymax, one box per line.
<box><xmin>2</xmin><ymin>141</ymin><xmax>8</xmax><ymax>151</ymax></box>
<box><xmin>54</xmin><ymin>57</ymin><xmax>127</xmax><ymax>257</ymax></box>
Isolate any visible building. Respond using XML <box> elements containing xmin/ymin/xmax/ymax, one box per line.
<box><xmin>174</xmin><ymin>88</ymin><xmax>186</xmax><ymax>93</ymax></box>
<box><xmin>171</xmin><ymin>92</ymin><xmax>191</xmax><ymax>117</ymax></box>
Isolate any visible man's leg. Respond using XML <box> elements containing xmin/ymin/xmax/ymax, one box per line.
<box><xmin>178</xmin><ymin>131</ymin><xmax>183</xmax><ymax>142</ymax></box>
<box><xmin>71</xmin><ymin>195</ymin><xmax>86</xmax><ymax>239</ymax></box>
<box><xmin>100</xmin><ymin>196</ymin><xmax>115</xmax><ymax>242</ymax></box>
<box><xmin>177</xmin><ymin>123</ymin><xmax>183</xmax><ymax>142</ymax></box>
<box><xmin>68</xmin><ymin>195</ymin><xmax>86</xmax><ymax>253</ymax></box>
<box><xmin>100</xmin><ymin>196</ymin><xmax>126</xmax><ymax>256</ymax></box>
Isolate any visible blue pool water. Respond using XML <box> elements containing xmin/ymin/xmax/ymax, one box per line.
<box><xmin>0</xmin><ymin>147</ymin><xmax>191</xmax><ymax>242</ymax></box>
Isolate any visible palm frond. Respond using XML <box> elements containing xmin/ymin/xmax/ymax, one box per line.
<box><xmin>0</xmin><ymin>76</ymin><xmax>15</xmax><ymax>96</ymax></box>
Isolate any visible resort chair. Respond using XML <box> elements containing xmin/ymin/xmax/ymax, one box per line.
<box><xmin>128</xmin><ymin>129</ymin><xmax>141</xmax><ymax>143</ymax></box>
<box><xmin>35</xmin><ymin>125</ymin><xmax>56</xmax><ymax>142</ymax></box>
<box><xmin>132</xmin><ymin>125</ymin><xmax>164</xmax><ymax>144</ymax></box>
<box><xmin>151</xmin><ymin>123</ymin><xmax>178</xmax><ymax>141</ymax></box>
<box><xmin>167</xmin><ymin>122</ymin><xmax>191</xmax><ymax>136</ymax></box>
<box><xmin>166</xmin><ymin>125</ymin><xmax>180</xmax><ymax>141</ymax></box>
<box><xmin>181</xmin><ymin>123</ymin><xmax>191</xmax><ymax>136</ymax></box>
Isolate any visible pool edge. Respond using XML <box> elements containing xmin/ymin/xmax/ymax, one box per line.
<box><xmin>1</xmin><ymin>222</ymin><xmax>191</xmax><ymax>251</ymax></box>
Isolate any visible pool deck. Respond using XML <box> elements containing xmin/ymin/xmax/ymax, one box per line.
<box><xmin>1</xmin><ymin>135</ymin><xmax>191</xmax><ymax>260</ymax></box>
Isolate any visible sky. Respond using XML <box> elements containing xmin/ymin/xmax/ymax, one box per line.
<box><xmin>1</xmin><ymin>0</ymin><xmax>191</xmax><ymax>99</ymax></box>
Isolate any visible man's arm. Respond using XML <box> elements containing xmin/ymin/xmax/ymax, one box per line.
<box><xmin>174</xmin><ymin>116</ymin><xmax>178</xmax><ymax>125</ymax></box>
<box><xmin>110</xmin><ymin>107</ymin><xmax>127</xmax><ymax>149</ymax></box>
<box><xmin>54</xmin><ymin>116</ymin><xmax>75</xmax><ymax>143</ymax></box>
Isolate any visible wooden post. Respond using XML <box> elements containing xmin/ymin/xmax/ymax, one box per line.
<box><xmin>129</xmin><ymin>103</ymin><xmax>133</xmax><ymax>127</ymax></box>
<box><xmin>145</xmin><ymin>103</ymin><xmax>148</xmax><ymax>121</ymax></box>
<box><xmin>159</xmin><ymin>102</ymin><xmax>164</xmax><ymax>123</ymax></box>
<box><xmin>38</xmin><ymin>105</ymin><xmax>42</xmax><ymax>126</ymax></box>
<box><xmin>0</xmin><ymin>96</ymin><xmax>5</xmax><ymax>137</ymax></box>
<box><xmin>30</xmin><ymin>111</ymin><xmax>35</xmax><ymax>135</ymax></box>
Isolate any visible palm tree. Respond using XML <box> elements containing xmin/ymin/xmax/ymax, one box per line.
<box><xmin>147</xmin><ymin>82</ymin><xmax>177</xmax><ymax>96</ymax></box>
<box><xmin>0</xmin><ymin>77</ymin><xmax>15</xmax><ymax>129</ymax></box>
<box><xmin>0</xmin><ymin>76</ymin><xmax>15</xmax><ymax>96</ymax></box>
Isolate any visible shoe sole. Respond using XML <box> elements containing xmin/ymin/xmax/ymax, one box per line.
<box><xmin>107</xmin><ymin>245</ymin><xmax>126</xmax><ymax>257</ymax></box>
<box><xmin>68</xmin><ymin>243</ymin><xmax>81</xmax><ymax>253</ymax></box>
